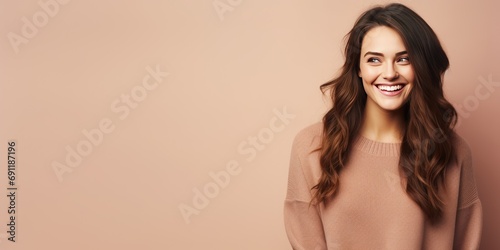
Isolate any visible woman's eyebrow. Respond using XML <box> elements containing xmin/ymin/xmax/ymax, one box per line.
<box><xmin>363</xmin><ymin>51</ymin><xmax>408</xmax><ymax>57</ymax></box>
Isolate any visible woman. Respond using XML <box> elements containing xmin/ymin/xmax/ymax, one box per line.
<box><xmin>284</xmin><ymin>3</ymin><xmax>482</xmax><ymax>249</ymax></box>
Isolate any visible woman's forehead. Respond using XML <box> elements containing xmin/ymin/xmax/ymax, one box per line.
<box><xmin>361</xmin><ymin>26</ymin><xmax>407</xmax><ymax>55</ymax></box>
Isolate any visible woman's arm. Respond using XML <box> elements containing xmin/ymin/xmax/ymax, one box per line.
<box><xmin>454</xmin><ymin>200</ymin><xmax>482</xmax><ymax>249</ymax></box>
<box><xmin>284</xmin><ymin>134</ymin><xmax>327</xmax><ymax>250</ymax></box>
<box><xmin>453</xmin><ymin>138</ymin><xmax>483</xmax><ymax>249</ymax></box>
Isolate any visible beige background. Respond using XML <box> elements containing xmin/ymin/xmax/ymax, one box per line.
<box><xmin>0</xmin><ymin>0</ymin><xmax>498</xmax><ymax>249</ymax></box>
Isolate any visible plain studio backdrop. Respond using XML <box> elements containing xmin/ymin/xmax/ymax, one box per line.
<box><xmin>0</xmin><ymin>0</ymin><xmax>498</xmax><ymax>249</ymax></box>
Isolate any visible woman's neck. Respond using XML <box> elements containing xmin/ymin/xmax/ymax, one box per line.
<box><xmin>359</xmin><ymin>102</ymin><xmax>405</xmax><ymax>143</ymax></box>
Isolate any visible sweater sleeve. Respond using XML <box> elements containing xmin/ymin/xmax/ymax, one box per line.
<box><xmin>284</xmin><ymin>134</ymin><xmax>327</xmax><ymax>250</ymax></box>
<box><xmin>453</xmin><ymin>139</ymin><xmax>483</xmax><ymax>250</ymax></box>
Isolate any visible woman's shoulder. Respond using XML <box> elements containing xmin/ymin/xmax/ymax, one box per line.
<box><xmin>449</xmin><ymin>131</ymin><xmax>473</xmax><ymax>163</ymax></box>
<box><xmin>291</xmin><ymin>122</ymin><xmax>323</xmax><ymax>154</ymax></box>
<box><xmin>448</xmin><ymin>132</ymin><xmax>480</xmax><ymax>210</ymax></box>
<box><xmin>288</xmin><ymin>122</ymin><xmax>324</xmax><ymax>186</ymax></box>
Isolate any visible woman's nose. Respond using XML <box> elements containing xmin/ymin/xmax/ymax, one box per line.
<box><xmin>382</xmin><ymin>64</ymin><xmax>399</xmax><ymax>80</ymax></box>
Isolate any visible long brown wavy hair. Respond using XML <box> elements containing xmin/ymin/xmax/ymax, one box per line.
<box><xmin>312</xmin><ymin>3</ymin><xmax>457</xmax><ymax>222</ymax></box>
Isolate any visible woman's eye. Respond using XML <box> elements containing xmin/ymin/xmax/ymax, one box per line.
<box><xmin>367</xmin><ymin>57</ymin><xmax>381</xmax><ymax>63</ymax></box>
<box><xmin>398</xmin><ymin>57</ymin><xmax>410</xmax><ymax>63</ymax></box>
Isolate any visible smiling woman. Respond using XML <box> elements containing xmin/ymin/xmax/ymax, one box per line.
<box><xmin>284</xmin><ymin>3</ymin><xmax>482</xmax><ymax>250</ymax></box>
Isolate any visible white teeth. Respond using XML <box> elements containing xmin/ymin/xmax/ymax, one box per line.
<box><xmin>377</xmin><ymin>85</ymin><xmax>403</xmax><ymax>91</ymax></box>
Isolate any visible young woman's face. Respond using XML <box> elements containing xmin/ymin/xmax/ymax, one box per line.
<box><xmin>359</xmin><ymin>26</ymin><xmax>414</xmax><ymax>112</ymax></box>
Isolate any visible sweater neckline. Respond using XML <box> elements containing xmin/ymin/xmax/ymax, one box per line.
<box><xmin>353</xmin><ymin>135</ymin><xmax>401</xmax><ymax>157</ymax></box>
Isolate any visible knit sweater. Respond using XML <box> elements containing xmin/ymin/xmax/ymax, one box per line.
<box><xmin>284</xmin><ymin>123</ymin><xmax>482</xmax><ymax>250</ymax></box>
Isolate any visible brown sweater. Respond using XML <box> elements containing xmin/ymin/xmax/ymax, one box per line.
<box><xmin>284</xmin><ymin>123</ymin><xmax>482</xmax><ymax>250</ymax></box>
